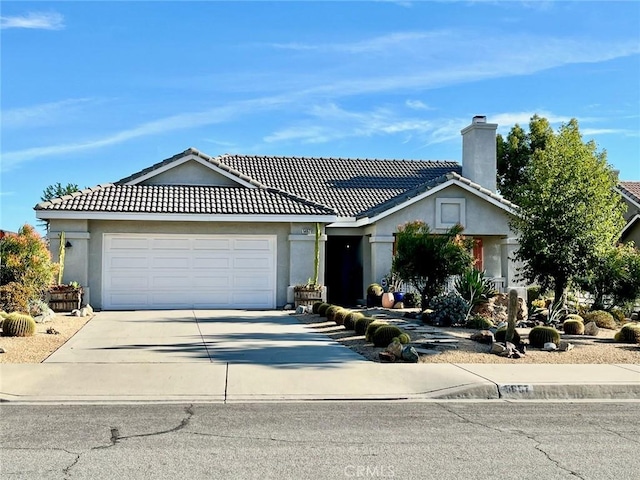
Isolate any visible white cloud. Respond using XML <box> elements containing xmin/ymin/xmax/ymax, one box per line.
<box><xmin>0</xmin><ymin>12</ymin><xmax>64</xmax><ymax>30</ymax></box>
<box><xmin>405</xmin><ymin>99</ymin><xmax>432</xmax><ymax>110</ymax></box>
<box><xmin>2</xmin><ymin>98</ymin><xmax>94</xmax><ymax>129</ymax></box>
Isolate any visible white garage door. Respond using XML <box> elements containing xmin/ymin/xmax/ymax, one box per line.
<box><xmin>103</xmin><ymin>234</ymin><xmax>277</xmax><ymax>310</ymax></box>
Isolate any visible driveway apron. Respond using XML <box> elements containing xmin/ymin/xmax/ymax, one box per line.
<box><xmin>44</xmin><ymin>310</ymin><xmax>366</xmax><ymax>365</ymax></box>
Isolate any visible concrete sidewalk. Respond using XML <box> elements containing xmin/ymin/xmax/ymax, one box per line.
<box><xmin>0</xmin><ymin>310</ymin><xmax>638</xmax><ymax>403</ymax></box>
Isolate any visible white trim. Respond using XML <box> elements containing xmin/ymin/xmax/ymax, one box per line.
<box><xmin>37</xmin><ymin>211</ymin><xmax>336</xmax><ymax>224</ymax></box>
<box><xmin>369</xmin><ymin>236</ymin><xmax>395</xmax><ymax>243</ymax></box>
<box><xmin>435</xmin><ymin>198</ymin><xmax>466</xmax><ymax>229</ymax></box>
<box><xmin>621</xmin><ymin>214</ymin><xmax>640</xmax><ymax>238</ymax></box>
<box><xmin>499</xmin><ymin>237</ymin><xmax>520</xmax><ymax>246</ymax></box>
<box><xmin>123</xmin><ymin>153</ymin><xmax>258</xmax><ymax>189</ymax></box>
<box><xmin>618</xmin><ymin>186</ymin><xmax>640</xmax><ymax>210</ymax></box>
<box><xmin>102</xmin><ymin>233</ymin><xmax>277</xmax><ymax>310</ymax></box>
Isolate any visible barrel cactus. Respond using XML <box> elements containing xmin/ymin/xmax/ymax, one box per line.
<box><xmin>397</xmin><ymin>332</ymin><xmax>411</xmax><ymax>345</ymax></box>
<box><xmin>614</xmin><ymin>322</ymin><xmax>640</xmax><ymax>344</ymax></box>
<box><xmin>563</xmin><ymin>319</ymin><xmax>585</xmax><ymax>335</ymax></box>
<box><xmin>354</xmin><ymin>316</ymin><xmax>376</xmax><ymax>336</ymax></box>
<box><xmin>372</xmin><ymin>325</ymin><xmax>404</xmax><ymax>347</ymax></box>
<box><xmin>365</xmin><ymin>321</ymin><xmax>388</xmax><ymax>342</ymax></box>
<box><xmin>344</xmin><ymin>312</ymin><xmax>364</xmax><ymax>330</ymax></box>
<box><xmin>312</xmin><ymin>301</ymin><xmax>323</xmax><ymax>314</ymax></box>
<box><xmin>465</xmin><ymin>315</ymin><xmax>494</xmax><ymax>330</ymax></box>
<box><xmin>367</xmin><ymin>283</ymin><xmax>383</xmax><ymax>296</ymax></box>
<box><xmin>2</xmin><ymin>312</ymin><xmax>36</xmax><ymax>337</ymax></box>
<box><xmin>334</xmin><ymin>309</ymin><xmax>351</xmax><ymax>326</ymax></box>
<box><xmin>317</xmin><ymin>303</ymin><xmax>331</xmax><ymax>317</ymax></box>
<box><xmin>495</xmin><ymin>327</ymin><xmax>520</xmax><ymax>345</ymax></box>
<box><xmin>529</xmin><ymin>326</ymin><xmax>561</xmax><ymax>348</ymax></box>
<box><xmin>583</xmin><ymin>310</ymin><xmax>617</xmax><ymax>330</ymax></box>
<box><xmin>564</xmin><ymin>314</ymin><xmax>584</xmax><ymax>323</ymax></box>
<box><xmin>326</xmin><ymin>306</ymin><xmax>343</xmax><ymax>323</ymax></box>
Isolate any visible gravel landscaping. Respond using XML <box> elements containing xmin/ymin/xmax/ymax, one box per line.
<box><xmin>295</xmin><ymin>309</ymin><xmax>640</xmax><ymax>364</ymax></box>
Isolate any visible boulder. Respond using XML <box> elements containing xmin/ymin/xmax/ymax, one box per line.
<box><xmin>543</xmin><ymin>342</ymin><xmax>558</xmax><ymax>351</ymax></box>
<box><xmin>386</xmin><ymin>340</ymin><xmax>403</xmax><ymax>358</ymax></box>
<box><xmin>473</xmin><ymin>293</ymin><xmax>528</xmax><ymax>323</ymax></box>
<box><xmin>558</xmin><ymin>341</ymin><xmax>574</xmax><ymax>352</ymax></box>
<box><xmin>378</xmin><ymin>351</ymin><xmax>396</xmax><ymax>362</ymax></box>
<box><xmin>401</xmin><ymin>346</ymin><xmax>419</xmax><ymax>363</ymax></box>
<box><xmin>584</xmin><ymin>321</ymin><xmax>600</xmax><ymax>336</ymax></box>
<box><xmin>490</xmin><ymin>343</ymin><xmax>507</xmax><ymax>355</ymax></box>
<box><xmin>34</xmin><ymin>309</ymin><xmax>56</xmax><ymax>324</ymax></box>
<box><xmin>470</xmin><ymin>330</ymin><xmax>495</xmax><ymax>344</ymax></box>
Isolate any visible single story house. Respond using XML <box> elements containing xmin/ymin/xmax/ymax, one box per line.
<box><xmin>36</xmin><ymin>116</ymin><xmax>524</xmax><ymax>310</ymax></box>
<box><xmin>619</xmin><ymin>181</ymin><xmax>640</xmax><ymax>246</ymax></box>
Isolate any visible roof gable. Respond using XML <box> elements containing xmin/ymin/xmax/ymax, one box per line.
<box><xmin>619</xmin><ymin>181</ymin><xmax>640</xmax><ymax>209</ymax></box>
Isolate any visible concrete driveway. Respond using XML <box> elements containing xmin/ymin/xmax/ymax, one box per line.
<box><xmin>44</xmin><ymin>310</ymin><xmax>366</xmax><ymax>366</ymax></box>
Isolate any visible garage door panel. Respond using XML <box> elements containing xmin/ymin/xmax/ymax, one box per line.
<box><xmin>103</xmin><ymin>234</ymin><xmax>276</xmax><ymax>310</ymax></box>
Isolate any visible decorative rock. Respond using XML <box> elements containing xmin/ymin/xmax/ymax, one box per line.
<box><xmin>46</xmin><ymin>327</ymin><xmax>60</xmax><ymax>335</ymax></box>
<box><xmin>34</xmin><ymin>310</ymin><xmax>55</xmax><ymax>324</ymax></box>
<box><xmin>295</xmin><ymin>305</ymin><xmax>306</xmax><ymax>314</ymax></box>
<box><xmin>71</xmin><ymin>309</ymin><xmax>81</xmax><ymax>317</ymax></box>
<box><xmin>283</xmin><ymin>304</ymin><xmax>293</xmax><ymax>311</ymax></box>
<box><xmin>393</xmin><ymin>302</ymin><xmax>405</xmax><ymax>309</ymax></box>
<box><xmin>470</xmin><ymin>330</ymin><xmax>495</xmax><ymax>344</ymax></box>
<box><xmin>82</xmin><ymin>304</ymin><xmax>94</xmax><ymax>314</ymax></box>
<box><xmin>559</xmin><ymin>341</ymin><xmax>574</xmax><ymax>352</ymax></box>
<box><xmin>79</xmin><ymin>307</ymin><xmax>92</xmax><ymax>317</ymax></box>
<box><xmin>401</xmin><ymin>345</ymin><xmax>419</xmax><ymax>363</ymax></box>
<box><xmin>491</xmin><ymin>343</ymin><xmax>507</xmax><ymax>355</ymax></box>
<box><xmin>543</xmin><ymin>342</ymin><xmax>558</xmax><ymax>351</ymax></box>
<box><xmin>496</xmin><ymin>321</ymin><xmax>508</xmax><ymax>330</ymax></box>
<box><xmin>378</xmin><ymin>351</ymin><xmax>396</xmax><ymax>362</ymax></box>
<box><xmin>0</xmin><ymin>347</ymin><xmax>5</xmax><ymax>354</ymax></box>
<box><xmin>386</xmin><ymin>340</ymin><xmax>403</xmax><ymax>358</ymax></box>
<box><xmin>631</xmin><ymin>312</ymin><xmax>638</xmax><ymax>321</ymax></box>
<box><xmin>584</xmin><ymin>321</ymin><xmax>599</xmax><ymax>336</ymax></box>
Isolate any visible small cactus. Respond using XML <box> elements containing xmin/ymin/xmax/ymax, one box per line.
<box><xmin>2</xmin><ymin>312</ymin><xmax>36</xmax><ymax>337</ymax></box>
<box><xmin>354</xmin><ymin>316</ymin><xmax>376</xmax><ymax>336</ymax></box>
<box><xmin>334</xmin><ymin>309</ymin><xmax>351</xmax><ymax>326</ymax></box>
<box><xmin>397</xmin><ymin>333</ymin><xmax>411</xmax><ymax>344</ymax></box>
<box><xmin>365</xmin><ymin>321</ymin><xmax>388</xmax><ymax>342</ymax></box>
<box><xmin>344</xmin><ymin>312</ymin><xmax>364</xmax><ymax>330</ymax></box>
<box><xmin>317</xmin><ymin>303</ymin><xmax>331</xmax><ymax>317</ymax></box>
<box><xmin>495</xmin><ymin>327</ymin><xmax>521</xmax><ymax>345</ymax></box>
<box><xmin>372</xmin><ymin>325</ymin><xmax>404</xmax><ymax>347</ymax></box>
<box><xmin>505</xmin><ymin>289</ymin><xmax>518</xmax><ymax>344</ymax></box>
<box><xmin>614</xmin><ymin>322</ymin><xmax>640</xmax><ymax>344</ymax></box>
<box><xmin>367</xmin><ymin>283</ymin><xmax>383</xmax><ymax>296</ymax></box>
<box><xmin>312</xmin><ymin>302</ymin><xmax>323</xmax><ymax>314</ymax></box>
<box><xmin>563</xmin><ymin>319</ymin><xmax>585</xmax><ymax>335</ymax></box>
<box><xmin>529</xmin><ymin>326</ymin><xmax>561</xmax><ymax>348</ymax></box>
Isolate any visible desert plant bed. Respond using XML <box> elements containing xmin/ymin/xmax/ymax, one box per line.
<box><xmin>294</xmin><ymin>308</ymin><xmax>640</xmax><ymax>364</ymax></box>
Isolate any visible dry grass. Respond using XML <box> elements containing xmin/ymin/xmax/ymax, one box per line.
<box><xmin>297</xmin><ymin>310</ymin><xmax>640</xmax><ymax>364</ymax></box>
<box><xmin>0</xmin><ymin>314</ymin><xmax>91</xmax><ymax>363</ymax></box>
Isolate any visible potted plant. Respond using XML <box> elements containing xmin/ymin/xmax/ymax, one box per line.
<box><xmin>48</xmin><ymin>232</ymin><xmax>83</xmax><ymax>311</ymax></box>
<box><xmin>293</xmin><ymin>223</ymin><xmax>325</xmax><ymax>308</ymax></box>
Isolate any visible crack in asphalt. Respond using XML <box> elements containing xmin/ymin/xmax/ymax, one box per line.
<box><xmin>588</xmin><ymin>420</ymin><xmax>639</xmax><ymax>445</ymax></box>
<box><xmin>436</xmin><ymin>404</ymin><xmax>586</xmax><ymax>480</ymax></box>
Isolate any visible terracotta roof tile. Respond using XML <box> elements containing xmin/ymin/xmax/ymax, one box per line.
<box><xmin>620</xmin><ymin>181</ymin><xmax>640</xmax><ymax>205</ymax></box>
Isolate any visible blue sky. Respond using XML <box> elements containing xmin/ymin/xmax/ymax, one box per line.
<box><xmin>1</xmin><ymin>1</ymin><xmax>639</xmax><ymax>233</ymax></box>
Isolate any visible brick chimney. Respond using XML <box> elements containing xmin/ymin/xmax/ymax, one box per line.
<box><xmin>461</xmin><ymin>115</ymin><xmax>498</xmax><ymax>192</ymax></box>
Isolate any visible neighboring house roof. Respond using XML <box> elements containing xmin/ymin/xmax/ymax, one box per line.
<box><xmin>35</xmin><ymin>184</ymin><xmax>336</xmax><ymax>216</ymax></box>
<box><xmin>619</xmin><ymin>181</ymin><xmax>640</xmax><ymax>209</ymax></box>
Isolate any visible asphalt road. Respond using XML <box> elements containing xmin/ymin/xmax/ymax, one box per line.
<box><xmin>1</xmin><ymin>402</ymin><xmax>638</xmax><ymax>480</ymax></box>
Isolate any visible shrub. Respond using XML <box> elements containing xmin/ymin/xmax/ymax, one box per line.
<box><xmin>397</xmin><ymin>333</ymin><xmax>411</xmax><ymax>344</ymax></box>
<box><xmin>326</xmin><ymin>306</ymin><xmax>343</xmax><ymax>323</ymax></box>
<box><xmin>317</xmin><ymin>303</ymin><xmax>331</xmax><ymax>317</ymax></box>
<box><xmin>563</xmin><ymin>319</ymin><xmax>585</xmax><ymax>335</ymax></box>
<box><xmin>1</xmin><ymin>312</ymin><xmax>36</xmax><ymax>337</ymax></box>
<box><xmin>367</xmin><ymin>283</ymin><xmax>383</xmax><ymax>296</ymax></box>
<box><xmin>365</xmin><ymin>321</ymin><xmax>389</xmax><ymax>342</ymax></box>
<box><xmin>614</xmin><ymin>322</ymin><xmax>640</xmax><ymax>344</ymax></box>
<box><xmin>529</xmin><ymin>326</ymin><xmax>561</xmax><ymax>348</ymax></box>
<box><xmin>372</xmin><ymin>325</ymin><xmax>404</xmax><ymax>347</ymax></box>
<box><xmin>312</xmin><ymin>301</ymin><xmax>323</xmax><ymax>314</ymax></box>
<box><xmin>354</xmin><ymin>316</ymin><xmax>376</xmax><ymax>336</ymax></box>
<box><xmin>403</xmin><ymin>292</ymin><xmax>421</xmax><ymax>308</ymax></box>
<box><xmin>583</xmin><ymin>310</ymin><xmax>617</xmax><ymax>330</ymax></box>
<box><xmin>610</xmin><ymin>309</ymin><xmax>626</xmax><ymax>323</ymax></box>
<box><xmin>333</xmin><ymin>309</ymin><xmax>350</xmax><ymax>326</ymax></box>
<box><xmin>495</xmin><ymin>327</ymin><xmax>521</xmax><ymax>345</ymax></box>
<box><xmin>426</xmin><ymin>293</ymin><xmax>467</xmax><ymax>326</ymax></box>
<box><xmin>344</xmin><ymin>312</ymin><xmax>364</xmax><ymax>330</ymax></box>
<box><xmin>465</xmin><ymin>315</ymin><xmax>494</xmax><ymax>330</ymax></box>
<box><xmin>454</xmin><ymin>268</ymin><xmax>497</xmax><ymax>310</ymax></box>
<box><xmin>0</xmin><ymin>225</ymin><xmax>57</xmax><ymax>311</ymax></box>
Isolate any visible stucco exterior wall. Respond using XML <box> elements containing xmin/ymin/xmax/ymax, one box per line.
<box><xmin>140</xmin><ymin>160</ymin><xmax>240</xmax><ymax>186</ymax></box>
<box><xmin>56</xmin><ymin>219</ymin><xmax>298</xmax><ymax>309</ymax></box>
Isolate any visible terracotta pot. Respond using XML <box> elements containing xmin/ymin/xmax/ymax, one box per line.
<box><xmin>381</xmin><ymin>292</ymin><xmax>395</xmax><ymax>308</ymax></box>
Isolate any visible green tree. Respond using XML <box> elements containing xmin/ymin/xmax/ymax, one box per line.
<box><xmin>576</xmin><ymin>243</ymin><xmax>640</xmax><ymax>311</ymax></box>
<box><xmin>41</xmin><ymin>182</ymin><xmax>79</xmax><ymax>202</ymax></box>
<box><xmin>511</xmin><ymin>119</ymin><xmax>626</xmax><ymax>309</ymax></box>
<box><xmin>392</xmin><ymin>221</ymin><xmax>473</xmax><ymax>310</ymax></box>
<box><xmin>0</xmin><ymin>224</ymin><xmax>58</xmax><ymax>312</ymax></box>
<box><xmin>497</xmin><ymin>114</ymin><xmax>553</xmax><ymax>202</ymax></box>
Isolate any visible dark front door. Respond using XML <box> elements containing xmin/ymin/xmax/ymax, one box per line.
<box><xmin>325</xmin><ymin>236</ymin><xmax>363</xmax><ymax>307</ymax></box>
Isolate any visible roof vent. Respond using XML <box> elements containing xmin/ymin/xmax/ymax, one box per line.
<box><xmin>472</xmin><ymin>115</ymin><xmax>487</xmax><ymax>124</ymax></box>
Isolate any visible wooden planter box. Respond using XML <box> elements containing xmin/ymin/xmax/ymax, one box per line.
<box><xmin>48</xmin><ymin>287</ymin><xmax>82</xmax><ymax>312</ymax></box>
<box><xmin>294</xmin><ymin>288</ymin><xmax>324</xmax><ymax>308</ymax></box>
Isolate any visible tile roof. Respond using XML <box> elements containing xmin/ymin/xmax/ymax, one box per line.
<box><xmin>35</xmin><ymin>184</ymin><xmax>336</xmax><ymax>216</ymax></box>
<box><xmin>172</xmin><ymin>149</ymin><xmax>461</xmax><ymax>217</ymax></box>
<box><xmin>620</xmin><ymin>181</ymin><xmax>640</xmax><ymax>205</ymax></box>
